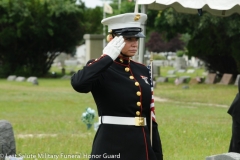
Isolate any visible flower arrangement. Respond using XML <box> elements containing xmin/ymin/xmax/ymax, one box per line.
<box><xmin>81</xmin><ymin>107</ymin><xmax>96</xmax><ymax>129</ymax></box>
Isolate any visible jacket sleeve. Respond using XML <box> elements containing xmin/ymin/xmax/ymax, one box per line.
<box><xmin>71</xmin><ymin>55</ymin><xmax>113</xmax><ymax>93</ymax></box>
<box><xmin>151</xmin><ymin>121</ymin><xmax>163</xmax><ymax>160</ymax></box>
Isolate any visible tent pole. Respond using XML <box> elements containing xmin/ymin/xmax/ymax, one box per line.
<box><xmin>138</xmin><ymin>4</ymin><xmax>147</xmax><ymax>64</ymax></box>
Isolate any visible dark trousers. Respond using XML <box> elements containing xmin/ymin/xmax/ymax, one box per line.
<box><xmin>229</xmin><ymin>117</ymin><xmax>240</xmax><ymax>153</ymax></box>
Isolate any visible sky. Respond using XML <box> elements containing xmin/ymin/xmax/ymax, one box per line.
<box><xmin>80</xmin><ymin>0</ymin><xmax>108</xmax><ymax>8</ymax></box>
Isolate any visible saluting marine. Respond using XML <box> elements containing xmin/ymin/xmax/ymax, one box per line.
<box><xmin>71</xmin><ymin>11</ymin><xmax>163</xmax><ymax>160</ymax></box>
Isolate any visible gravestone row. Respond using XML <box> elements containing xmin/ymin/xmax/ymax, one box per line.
<box><xmin>7</xmin><ymin>75</ymin><xmax>38</xmax><ymax>85</ymax></box>
<box><xmin>157</xmin><ymin>72</ymin><xmax>240</xmax><ymax>86</ymax></box>
<box><xmin>205</xmin><ymin>73</ymin><xmax>239</xmax><ymax>85</ymax></box>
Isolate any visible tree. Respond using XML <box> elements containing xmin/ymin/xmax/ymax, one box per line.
<box><xmin>0</xmin><ymin>0</ymin><xmax>90</xmax><ymax>77</ymax></box>
<box><xmin>152</xmin><ymin>8</ymin><xmax>240</xmax><ymax>76</ymax></box>
<box><xmin>146</xmin><ymin>32</ymin><xmax>184</xmax><ymax>53</ymax></box>
<box><xmin>110</xmin><ymin>0</ymin><xmax>135</xmax><ymax>14</ymax></box>
<box><xmin>81</xmin><ymin>6</ymin><xmax>103</xmax><ymax>35</ymax></box>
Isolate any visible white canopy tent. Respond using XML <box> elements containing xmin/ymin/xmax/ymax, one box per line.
<box><xmin>137</xmin><ymin>0</ymin><xmax>240</xmax><ymax>63</ymax></box>
<box><xmin>138</xmin><ymin>0</ymin><xmax>240</xmax><ymax>17</ymax></box>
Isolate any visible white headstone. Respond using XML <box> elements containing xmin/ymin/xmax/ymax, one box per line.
<box><xmin>206</xmin><ymin>152</ymin><xmax>240</xmax><ymax>160</ymax></box>
<box><xmin>167</xmin><ymin>70</ymin><xmax>176</xmax><ymax>75</ymax></box>
<box><xmin>186</xmin><ymin>69</ymin><xmax>195</xmax><ymax>73</ymax></box>
<box><xmin>27</xmin><ymin>77</ymin><xmax>37</xmax><ymax>83</ymax></box>
<box><xmin>75</xmin><ymin>44</ymin><xmax>87</xmax><ymax>65</ymax></box>
<box><xmin>177</xmin><ymin>69</ymin><xmax>186</xmax><ymax>73</ymax></box>
<box><xmin>178</xmin><ymin>76</ymin><xmax>190</xmax><ymax>84</ymax></box>
<box><xmin>152</xmin><ymin>64</ymin><xmax>160</xmax><ymax>77</ymax></box>
<box><xmin>156</xmin><ymin>77</ymin><xmax>168</xmax><ymax>83</ymax></box>
<box><xmin>174</xmin><ymin>57</ymin><xmax>187</xmax><ymax>70</ymax></box>
<box><xmin>7</xmin><ymin>75</ymin><xmax>17</xmax><ymax>81</ymax></box>
<box><xmin>15</xmin><ymin>77</ymin><xmax>25</xmax><ymax>82</ymax></box>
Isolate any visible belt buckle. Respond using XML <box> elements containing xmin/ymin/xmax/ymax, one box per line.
<box><xmin>135</xmin><ymin>117</ymin><xmax>145</xmax><ymax>126</ymax></box>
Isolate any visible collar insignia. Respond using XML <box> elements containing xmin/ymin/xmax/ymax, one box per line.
<box><xmin>140</xmin><ymin>75</ymin><xmax>149</xmax><ymax>85</ymax></box>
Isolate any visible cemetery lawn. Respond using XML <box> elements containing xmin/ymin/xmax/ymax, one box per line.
<box><xmin>0</xmin><ymin>78</ymin><xmax>235</xmax><ymax>160</ymax></box>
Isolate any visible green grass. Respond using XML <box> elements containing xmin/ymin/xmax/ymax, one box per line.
<box><xmin>155</xmin><ymin>83</ymin><xmax>237</xmax><ymax>105</ymax></box>
<box><xmin>157</xmin><ymin>101</ymin><xmax>231</xmax><ymax>160</ymax></box>
<box><xmin>0</xmin><ymin>78</ymin><xmax>236</xmax><ymax>160</ymax></box>
<box><xmin>0</xmin><ymin>79</ymin><xmax>96</xmax><ymax>159</ymax></box>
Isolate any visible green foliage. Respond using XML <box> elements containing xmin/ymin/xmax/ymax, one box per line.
<box><xmin>0</xmin><ymin>0</ymin><xmax>88</xmax><ymax>77</ymax></box>
<box><xmin>109</xmin><ymin>0</ymin><xmax>135</xmax><ymax>14</ymax></box>
<box><xmin>153</xmin><ymin>54</ymin><xmax>166</xmax><ymax>60</ymax></box>
<box><xmin>231</xmin><ymin>40</ymin><xmax>240</xmax><ymax>73</ymax></box>
<box><xmin>176</xmin><ymin>50</ymin><xmax>184</xmax><ymax>57</ymax></box>
<box><xmin>146</xmin><ymin>32</ymin><xmax>185</xmax><ymax>52</ymax></box>
<box><xmin>153</xmin><ymin>8</ymin><xmax>240</xmax><ymax>75</ymax></box>
<box><xmin>180</xmin><ymin>33</ymin><xmax>191</xmax><ymax>46</ymax></box>
<box><xmin>82</xmin><ymin>6</ymin><xmax>103</xmax><ymax>34</ymax></box>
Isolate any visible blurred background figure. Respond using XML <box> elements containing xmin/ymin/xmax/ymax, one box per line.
<box><xmin>228</xmin><ymin>79</ymin><xmax>240</xmax><ymax>153</ymax></box>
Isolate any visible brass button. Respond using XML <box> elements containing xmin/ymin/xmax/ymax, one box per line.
<box><xmin>125</xmin><ymin>67</ymin><xmax>130</xmax><ymax>72</ymax></box>
<box><xmin>120</xmin><ymin>58</ymin><xmax>123</xmax><ymax>63</ymax></box>
<box><xmin>135</xmin><ymin>82</ymin><xmax>139</xmax><ymax>86</ymax></box>
<box><xmin>136</xmin><ymin>111</ymin><xmax>140</xmax><ymax>116</ymax></box>
<box><xmin>136</xmin><ymin>91</ymin><xmax>141</xmax><ymax>96</ymax></box>
<box><xmin>129</xmin><ymin>76</ymin><xmax>134</xmax><ymax>79</ymax></box>
<box><xmin>95</xmin><ymin>59</ymin><xmax>98</xmax><ymax>61</ymax></box>
<box><xmin>137</xmin><ymin>102</ymin><xmax>141</xmax><ymax>106</ymax></box>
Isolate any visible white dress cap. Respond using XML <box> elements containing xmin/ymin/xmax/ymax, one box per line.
<box><xmin>101</xmin><ymin>13</ymin><xmax>147</xmax><ymax>31</ymax></box>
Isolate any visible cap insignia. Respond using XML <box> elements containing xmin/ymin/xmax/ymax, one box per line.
<box><xmin>134</xmin><ymin>14</ymin><xmax>141</xmax><ymax>21</ymax></box>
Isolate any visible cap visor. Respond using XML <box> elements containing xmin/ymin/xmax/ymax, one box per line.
<box><xmin>120</xmin><ymin>32</ymin><xmax>145</xmax><ymax>38</ymax></box>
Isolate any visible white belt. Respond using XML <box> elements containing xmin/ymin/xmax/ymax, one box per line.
<box><xmin>99</xmin><ymin>116</ymin><xmax>146</xmax><ymax>126</ymax></box>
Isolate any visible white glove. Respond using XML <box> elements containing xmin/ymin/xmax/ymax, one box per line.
<box><xmin>103</xmin><ymin>36</ymin><xmax>125</xmax><ymax>60</ymax></box>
